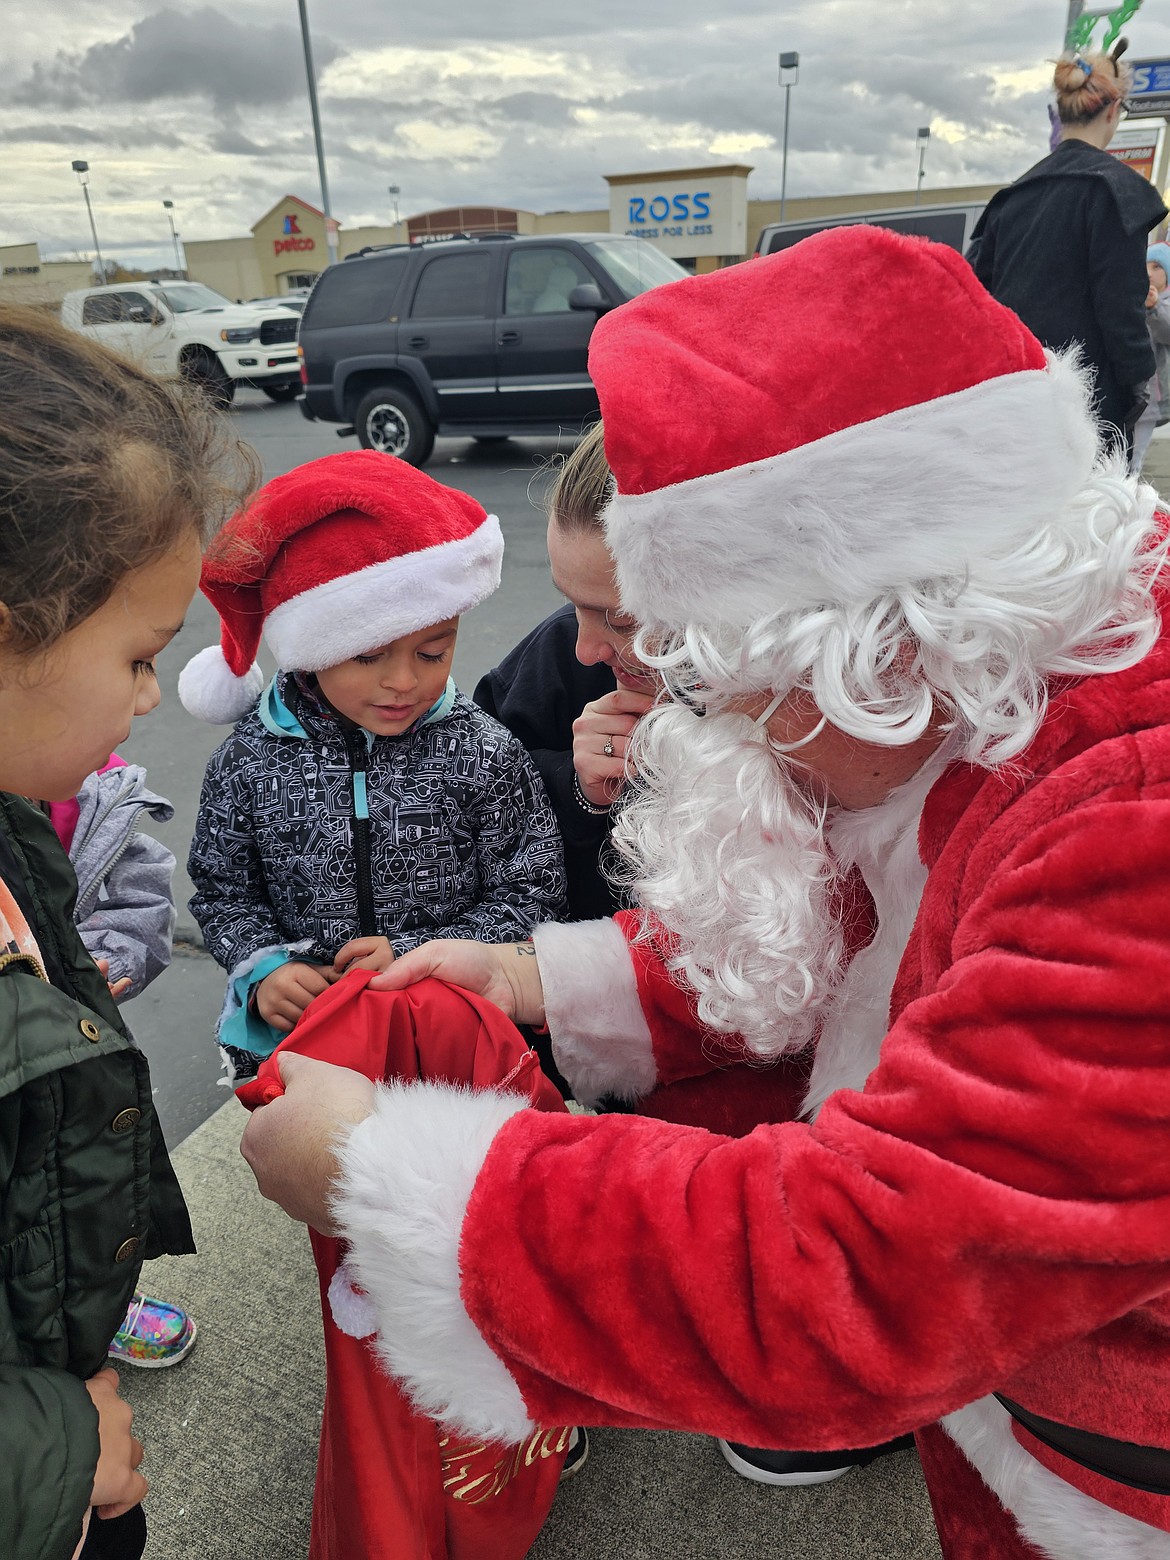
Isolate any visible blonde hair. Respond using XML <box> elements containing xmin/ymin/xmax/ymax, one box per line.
<box><xmin>1054</xmin><ymin>47</ymin><xmax>1130</xmax><ymax>125</ymax></box>
<box><xmin>546</xmin><ymin>420</ymin><xmax>613</xmax><ymax>534</ymax></box>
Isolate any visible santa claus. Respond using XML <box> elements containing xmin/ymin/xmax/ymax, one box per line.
<box><xmin>242</xmin><ymin>225</ymin><xmax>1170</xmax><ymax>1559</ymax></box>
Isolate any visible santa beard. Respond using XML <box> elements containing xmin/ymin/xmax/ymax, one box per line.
<box><xmin>610</xmin><ymin>701</ymin><xmax>847</xmax><ymax>1058</ymax></box>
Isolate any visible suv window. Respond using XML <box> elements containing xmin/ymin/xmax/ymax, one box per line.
<box><xmin>306</xmin><ymin>256</ymin><xmax>409</xmax><ymax>329</ymax></box>
<box><xmin>118</xmin><ymin>291</ymin><xmax>154</xmax><ymax>322</ymax></box>
<box><xmin>81</xmin><ymin>293</ymin><xmax>125</xmax><ymax>325</ymax></box>
<box><xmin>409</xmin><ymin>253</ymin><xmax>494</xmax><ymax>320</ymax></box>
<box><xmin>505</xmin><ymin>248</ymin><xmax>593</xmax><ymax>315</ymax></box>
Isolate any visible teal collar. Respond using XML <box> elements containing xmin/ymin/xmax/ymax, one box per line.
<box><xmin>258</xmin><ymin>674</ymin><xmax>457</xmax><ymax>741</ymax></box>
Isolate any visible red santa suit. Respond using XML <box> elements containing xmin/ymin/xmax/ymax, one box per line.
<box><xmin>327</xmin><ymin>228</ymin><xmax>1170</xmax><ymax>1560</ymax></box>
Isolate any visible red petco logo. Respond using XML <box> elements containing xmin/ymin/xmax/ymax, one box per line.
<box><xmin>274</xmin><ymin>236</ymin><xmax>315</xmax><ymax>254</ymax></box>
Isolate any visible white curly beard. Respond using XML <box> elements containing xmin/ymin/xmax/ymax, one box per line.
<box><xmin>610</xmin><ymin>702</ymin><xmax>846</xmax><ymax>1058</ymax></box>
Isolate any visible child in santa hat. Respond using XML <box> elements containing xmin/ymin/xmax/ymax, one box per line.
<box><xmin>181</xmin><ymin>450</ymin><xmax>566</xmax><ymax>1084</ymax></box>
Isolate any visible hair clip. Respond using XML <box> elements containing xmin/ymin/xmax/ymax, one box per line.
<box><xmin>1074</xmin><ymin>54</ymin><xmax>1094</xmax><ymax>78</ymax></box>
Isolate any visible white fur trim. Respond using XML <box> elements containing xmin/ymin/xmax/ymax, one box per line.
<box><xmin>801</xmin><ymin>749</ymin><xmax>948</xmax><ymax>1118</ymax></box>
<box><xmin>943</xmin><ymin>1397</ymin><xmax>1170</xmax><ymax>1559</ymax></box>
<box><xmin>327</xmin><ymin>1260</ymin><xmax>379</xmax><ymax>1338</ymax></box>
<box><xmin>332</xmin><ymin>1080</ymin><xmax>535</xmax><ymax>1443</ymax></box>
<box><xmin>606</xmin><ymin>354</ymin><xmax>1099</xmax><ymax>627</ymax></box>
<box><xmin>264</xmin><ymin>515</ymin><xmax>503</xmax><ymax>671</ymax></box>
<box><xmin>534</xmin><ymin>918</ymin><xmax>657</xmax><ymax>1107</ymax></box>
<box><xmin>177</xmin><ymin>645</ymin><xmax>264</xmax><ymax>725</ymax></box>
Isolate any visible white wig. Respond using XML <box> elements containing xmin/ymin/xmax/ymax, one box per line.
<box><xmin>634</xmin><ymin>456</ymin><xmax>1166</xmax><ymax>766</ymax></box>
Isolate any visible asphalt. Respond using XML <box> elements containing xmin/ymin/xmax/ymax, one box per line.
<box><xmin>118</xmin><ymin>420</ymin><xmax>1170</xmax><ymax>1557</ymax></box>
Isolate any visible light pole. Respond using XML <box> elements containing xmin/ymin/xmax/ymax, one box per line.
<box><xmin>778</xmin><ymin>51</ymin><xmax>800</xmax><ymax>225</ymax></box>
<box><xmin>162</xmin><ymin>199</ymin><xmax>184</xmax><ymax>276</ymax></box>
<box><xmin>915</xmin><ymin>125</ymin><xmax>931</xmax><ymax>205</ymax></box>
<box><xmin>388</xmin><ymin>184</ymin><xmax>400</xmax><ymax>230</ymax></box>
<box><xmin>70</xmin><ymin>160</ymin><xmax>106</xmax><ymax>282</ymax></box>
<box><xmin>296</xmin><ymin>0</ymin><xmax>338</xmax><ymax>267</ymax></box>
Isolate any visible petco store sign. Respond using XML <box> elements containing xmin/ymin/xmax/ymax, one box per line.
<box><xmin>605</xmin><ymin>164</ymin><xmax>750</xmax><ymax>259</ymax></box>
<box><xmin>274</xmin><ymin>213</ymin><xmax>316</xmax><ymax>257</ymax></box>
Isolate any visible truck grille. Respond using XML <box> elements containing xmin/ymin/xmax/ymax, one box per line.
<box><xmin>259</xmin><ymin>317</ymin><xmax>298</xmax><ymax>345</ymax></box>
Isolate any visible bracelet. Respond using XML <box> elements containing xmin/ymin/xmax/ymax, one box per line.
<box><xmin>573</xmin><ymin>773</ymin><xmax>613</xmax><ymax>815</ymax></box>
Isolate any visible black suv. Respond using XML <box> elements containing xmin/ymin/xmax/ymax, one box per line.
<box><xmin>298</xmin><ymin>233</ymin><xmax>688</xmax><ymax>464</ymax></box>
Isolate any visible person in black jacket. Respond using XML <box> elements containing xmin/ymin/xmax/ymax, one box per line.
<box><xmin>968</xmin><ymin>39</ymin><xmax>1167</xmax><ymax>457</ymax></box>
<box><xmin>475</xmin><ymin>422</ymin><xmax>656</xmax><ymax>922</ymax></box>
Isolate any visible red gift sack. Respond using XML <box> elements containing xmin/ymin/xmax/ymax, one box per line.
<box><xmin>238</xmin><ymin>972</ymin><xmax>570</xmax><ymax>1560</ymax></box>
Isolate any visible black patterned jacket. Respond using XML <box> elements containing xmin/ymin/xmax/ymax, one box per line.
<box><xmin>188</xmin><ymin>674</ymin><xmax>566</xmax><ymax>985</ymax></box>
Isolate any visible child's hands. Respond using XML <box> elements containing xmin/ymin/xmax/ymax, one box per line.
<box><xmin>86</xmin><ymin>1367</ymin><xmax>147</xmax><ymax>1518</ymax></box>
<box><xmin>256</xmin><ymin>962</ymin><xmax>337</xmax><ymax>1033</ymax></box>
<box><xmin>333</xmin><ymin>936</ymin><xmax>396</xmax><ymax>975</ymax></box>
<box><xmin>94</xmin><ymin>957</ymin><xmax>132</xmax><ymax>1002</ymax></box>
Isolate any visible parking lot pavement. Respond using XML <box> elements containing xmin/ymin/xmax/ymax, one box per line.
<box><xmin>127</xmin><ymin>1100</ymin><xmax>942</xmax><ymax>1560</ymax></box>
<box><xmin>1141</xmin><ymin>423</ymin><xmax>1170</xmax><ymax>498</ymax></box>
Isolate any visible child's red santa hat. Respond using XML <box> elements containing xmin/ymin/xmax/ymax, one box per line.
<box><xmin>590</xmin><ymin>225</ymin><xmax>1102</xmax><ymax>630</ymax></box>
<box><xmin>179</xmin><ymin>450</ymin><xmax>503</xmax><ymax>724</ymax></box>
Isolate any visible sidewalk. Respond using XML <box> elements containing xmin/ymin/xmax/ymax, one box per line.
<box><xmin>124</xmin><ymin>1100</ymin><xmax>942</xmax><ymax>1559</ymax></box>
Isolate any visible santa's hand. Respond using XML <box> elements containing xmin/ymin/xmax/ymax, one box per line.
<box><xmin>369</xmin><ymin>938</ymin><xmax>546</xmax><ymax>1026</ymax></box>
<box><xmin>573</xmin><ymin>687</ymin><xmax>654</xmax><ymax>806</ymax></box>
<box><xmin>240</xmin><ymin>1053</ymin><xmax>375</xmax><ymax>1233</ymax></box>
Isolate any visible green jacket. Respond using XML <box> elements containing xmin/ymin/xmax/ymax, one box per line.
<box><xmin>0</xmin><ymin>793</ymin><xmax>193</xmax><ymax>1560</ymax></box>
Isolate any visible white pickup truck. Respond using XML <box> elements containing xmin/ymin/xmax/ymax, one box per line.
<box><xmin>60</xmin><ymin>280</ymin><xmax>302</xmax><ymax>406</ymax></box>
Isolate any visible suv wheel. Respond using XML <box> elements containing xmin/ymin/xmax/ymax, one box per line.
<box><xmin>182</xmin><ymin>349</ymin><xmax>235</xmax><ymax>409</ymax></box>
<box><xmin>355</xmin><ymin>386</ymin><xmax>435</xmax><ymax>466</ymax></box>
<box><xmin>261</xmin><ymin>383</ymin><xmax>302</xmax><ymax>403</ymax></box>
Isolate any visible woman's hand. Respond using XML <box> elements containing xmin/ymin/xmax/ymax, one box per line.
<box><xmin>573</xmin><ymin>688</ymin><xmax>654</xmax><ymax>806</ymax></box>
<box><xmin>86</xmin><ymin>1367</ymin><xmax>147</xmax><ymax>1519</ymax></box>
<box><xmin>369</xmin><ymin>938</ymin><xmax>546</xmax><ymax>1026</ymax></box>
<box><xmin>239</xmin><ymin>1053</ymin><xmax>376</xmax><ymax>1233</ymax></box>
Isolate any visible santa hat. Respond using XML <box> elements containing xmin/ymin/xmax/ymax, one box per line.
<box><xmin>179</xmin><ymin>450</ymin><xmax>502</xmax><ymax>723</ymax></box>
<box><xmin>590</xmin><ymin>225</ymin><xmax>1101</xmax><ymax>630</ymax></box>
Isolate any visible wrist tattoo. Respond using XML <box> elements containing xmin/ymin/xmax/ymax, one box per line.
<box><xmin>516</xmin><ymin>941</ymin><xmax>536</xmax><ymax>956</ymax></box>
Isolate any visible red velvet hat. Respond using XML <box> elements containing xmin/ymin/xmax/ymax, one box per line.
<box><xmin>179</xmin><ymin>450</ymin><xmax>502</xmax><ymax>723</ymax></box>
<box><xmin>589</xmin><ymin>225</ymin><xmax>1101</xmax><ymax>630</ymax></box>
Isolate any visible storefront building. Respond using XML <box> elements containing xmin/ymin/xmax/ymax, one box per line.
<box><xmin>180</xmin><ymin>171</ymin><xmax>1012</xmax><ymax>301</ymax></box>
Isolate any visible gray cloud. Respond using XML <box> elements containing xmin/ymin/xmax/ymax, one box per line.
<box><xmin>14</xmin><ymin>7</ymin><xmax>340</xmax><ymax>112</ymax></box>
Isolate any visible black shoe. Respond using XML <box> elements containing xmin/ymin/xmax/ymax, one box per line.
<box><xmin>560</xmin><ymin>1426</ymin><xmax>590</xmax><ymax>1481</ymax></box>
<box><xmin>717</xmin><ymin>1433</ymin><xmax>916</xmax><ymax>1487</ymax></box>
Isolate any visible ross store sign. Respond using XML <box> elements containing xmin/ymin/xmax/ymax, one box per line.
<box><xmin>608</xmin><ymin>170</ymin><xmax>748</xmax><ymax>258</ymax></box>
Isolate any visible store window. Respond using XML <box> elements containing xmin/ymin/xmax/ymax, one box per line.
<box><xmin>281</xmin><ymin>271</ymin><xmax>319</xmax><ymax>291</ymax></box>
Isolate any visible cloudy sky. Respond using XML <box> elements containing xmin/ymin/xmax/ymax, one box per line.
<box><xmin>6</xmin><ymin>0</ymin><xmax>1170</xmax><ymax>271</ymax></box>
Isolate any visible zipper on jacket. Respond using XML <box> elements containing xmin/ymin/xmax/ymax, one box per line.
<box><xmin>341</xmin><ymin>724</ymin><xmax>378</xmax><ymax>938</ymax></box>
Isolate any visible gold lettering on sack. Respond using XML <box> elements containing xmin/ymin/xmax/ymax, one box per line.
<box><xmin>438</xmin><ymin>1426</ymin><xmax>573</xmax><ymax>1502</ymax></box>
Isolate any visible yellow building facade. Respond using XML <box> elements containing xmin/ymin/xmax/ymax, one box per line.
<box><xmin>182</xmin><ymin>175</ymin><xmax>1005</xmax><ymax>302</ymax></box>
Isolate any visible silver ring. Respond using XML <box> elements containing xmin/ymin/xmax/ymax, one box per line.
<box><xmin>602</xmin><ymin>737</ymin><xmax>615</xmax><ymax>757</ymax></box>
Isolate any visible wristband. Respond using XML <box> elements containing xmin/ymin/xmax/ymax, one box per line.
<box><xmin>573</xmin><ymin>773</ymin><xmax>613</xmax><ymax>815</ymax></box>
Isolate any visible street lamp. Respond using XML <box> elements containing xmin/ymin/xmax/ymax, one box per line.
<box><xmin>778</xmin><ymin>51</ymin><xmax>800</xmax><ymax>225</ymax></box>
<box><xmin>388</xmin><ymin>184</ymin><xmax>401</xmax><ymax>229</ymax></box>
<box><xmin>296</xmin><ymin>0</ymin><xmax>338</xmax><ymax>266</ymax></box>
<box><xmin>70</xmin><ymin>159</ymin><xmax>106</xmax><ymax>282</ymax></box>
<box><xmin>915</xmin><ymin>125</ymin><xmax>931</xmax><ymax>205</ymax></box>
<box><xmin>162</xmin><ymin>199</ymin><xmax>184</xmax><ymax>276</ymax></box>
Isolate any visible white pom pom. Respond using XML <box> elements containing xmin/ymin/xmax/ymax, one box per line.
<box><xmin>178</xmin><ymin>645</ymin><xmax>264</xmax><ymax>724</ymax></box>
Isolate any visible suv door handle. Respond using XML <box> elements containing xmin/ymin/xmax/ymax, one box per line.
<box><xmin>407</xmin><ymin>334</ymin><xmax>429</xmax><ymax>349</ymax></box>
<box><xmin>498</xmin><ymin>330</ymin><xmax>521</xmax><ymax>345</ymax></box>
